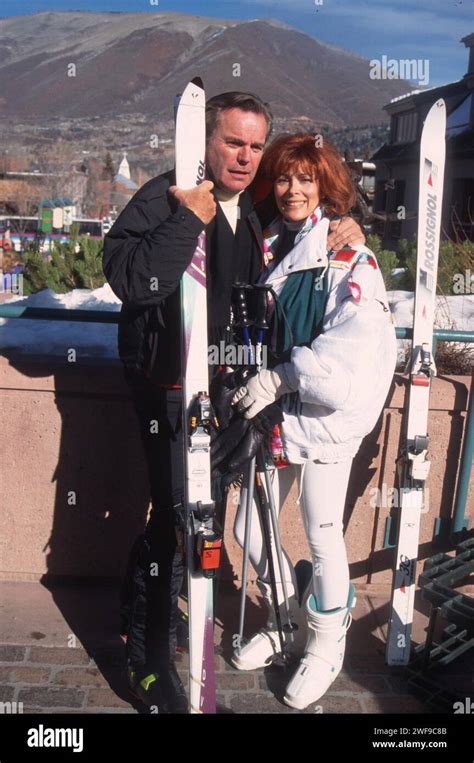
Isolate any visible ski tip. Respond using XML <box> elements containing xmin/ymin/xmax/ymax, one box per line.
<box><xmin>433</xmin><ymin>98</ymin><xmax>446</xmax><ymax>119</ymax></box>
<box><xmin>191</xmin><ymin>76</ymin><xmax>204</xmax><ymax>90</ymax></box>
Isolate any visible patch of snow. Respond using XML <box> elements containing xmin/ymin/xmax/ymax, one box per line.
<box><xmin>0</xmin><ymin>284</ymin><xmax>121</xmax><ymax>359</ymax></box>
<box><xmin>0</xmin><ymin>286</ymin><xmax>472</xmax><ymax>370</ymax></box>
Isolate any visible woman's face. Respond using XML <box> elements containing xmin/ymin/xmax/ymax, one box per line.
<box><xmin>274</xmin><ymin>167</ymin><xmax>320</xmax><ymax>222</ymax></box>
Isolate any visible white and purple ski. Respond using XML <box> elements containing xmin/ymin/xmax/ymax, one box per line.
<box><xmin>386</xmin><ymin>98</ymin><xmax>446</xmax><ymax>665</ymax></box>
<box><xmin>175</xmin><ymin>78</ymin><xmax>221</xmax><ymax>712</ymax></box>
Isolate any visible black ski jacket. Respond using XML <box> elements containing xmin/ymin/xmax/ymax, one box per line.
<box><xmin>102</xmin><ymin>172</ymin><xmax>265</xmax><ymax>385</ymax></box>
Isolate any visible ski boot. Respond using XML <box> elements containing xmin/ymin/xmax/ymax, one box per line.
<box><xmin>127</xmin><ymin>662</ymin><xmax>188</xmax><ymax>713</ymax></box>
<box><xmin>231</xmin><ymin>577</ymin><xmax>308</xmax><ymax>671</ymax></box>
<box><xmin>283</xmin><ymin>583</ymin><xmax>356</xmax><ymax>710</ymax></box>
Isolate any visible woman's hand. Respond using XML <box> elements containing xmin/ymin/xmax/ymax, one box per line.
<box><xmin>327</xmin><ymin>217</ymin><xmax>365</xmax><ymax>251</ymax></box>
<box><xmin>232</xmin><ymin>365</ymin><xmax>296</xmax><ymax>419</ymax></box>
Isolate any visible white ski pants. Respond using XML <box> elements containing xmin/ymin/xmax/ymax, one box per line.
<box><xmin>234</xmin><ymin>459</ymin><xmax>353</xmax><ymax>611</ymax></box>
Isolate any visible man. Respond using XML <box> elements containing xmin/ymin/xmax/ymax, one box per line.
<box><xmin>102</xmin><ymin>91</ymin><xmax>364</xmax><ymax>713</ymax></box>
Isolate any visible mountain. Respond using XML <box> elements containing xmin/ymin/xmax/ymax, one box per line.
<box><xmin>0</xmin><ymin>11</ymin><xmax>411</xmax><ymax>128</ymax></box>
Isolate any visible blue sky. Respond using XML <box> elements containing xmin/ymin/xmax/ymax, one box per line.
<box><xmin>3</xmin><ymin>0</ymin><xmax>472</xmax><ymax>86</ymax></box>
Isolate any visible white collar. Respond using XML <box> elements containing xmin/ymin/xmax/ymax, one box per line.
<box><xmin>264</xmin><ymin>218</ymin><xmax>330</xmax><ymax>283</ymax></box>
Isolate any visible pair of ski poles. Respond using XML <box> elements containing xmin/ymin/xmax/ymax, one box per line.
<box><xmin>232</xmin><ymin>283</ymin><xmax>295</xmax><ymax>663</ymax></box>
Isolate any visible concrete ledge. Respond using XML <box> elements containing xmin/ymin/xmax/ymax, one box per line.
<box><xmin>0</xmin><ymin>354</ymin><xmax>472</xmax><ymax>588</ymax></box>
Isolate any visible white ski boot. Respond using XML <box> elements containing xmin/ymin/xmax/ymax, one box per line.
<box><xmin>231</xmin><ymin>577</ymin><xmax>308</xmax><ymax>671</ymax></box>
<box><xmin>283</xmin><ymin>583</ymin><xmax>356</xmax><ymax>709</ymax></box>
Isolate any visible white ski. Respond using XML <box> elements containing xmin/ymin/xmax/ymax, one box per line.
<box><xmin>175</xmin><ymin>78</ymin><xmax>220</xmax><ymax>712</ymax></box>
<box><xmin>386</xmin><ymin>98</ymin><xmax>446</xmax><ymax>665</ymax></box>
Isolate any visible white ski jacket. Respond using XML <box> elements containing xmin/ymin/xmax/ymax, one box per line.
<box><xmin>264</xmin><ymin>217</ymin><xmax>397</xmax><ymax>464</ymax></box>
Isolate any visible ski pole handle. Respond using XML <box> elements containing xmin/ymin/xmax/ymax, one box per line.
<box><xmin>253</xmin><ymin>284</ymin><xmax>272</xmax><ymax>369</ymax></box>
<box><xmin>232</xmin><ymin>282</ymin><xmax>254</xmax><ymax>364</ymax></box>
<box><xmin>253</xmin><ymin>284</ymin><xmax>272</xmax><ymax>333</ymax></box>
<box><xmin>231</xmin><ymin>283</ymin><xmax>253</xmax><ymax>328</ymax></box>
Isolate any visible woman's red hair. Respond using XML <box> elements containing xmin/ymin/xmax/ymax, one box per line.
<box><xmin>255</xmin><ymin>133</ymin><xmax>356</xmax><ymax>217</ymax></box>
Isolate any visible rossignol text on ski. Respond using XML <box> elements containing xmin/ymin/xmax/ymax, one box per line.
<box><xmin>175</xmin><ymin>77</ymin><xmax>222</xmax><ymax>712</ymax></box>
<box><xmin>386</xmin><ymin>98</ymin><xmax>446</xmax><ymax>666</ymax></box>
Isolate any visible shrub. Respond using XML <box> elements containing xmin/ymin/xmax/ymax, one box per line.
<box><xmin>23</xmin><ymin>227</ymin><xmax>106</xmax><ymax>295</ymax></box>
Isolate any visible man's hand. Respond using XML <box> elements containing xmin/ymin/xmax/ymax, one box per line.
<box><xmin>169</xmin><ymin>180</ymin><xmax>217</xmax><ymax>225</ymax></box>
<box><xmin>327</xmin><ymin>216</ymin><xmax>365</xmax><ymax>251</ymax></box>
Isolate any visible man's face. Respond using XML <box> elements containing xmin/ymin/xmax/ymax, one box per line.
<box><xmin>205</xmin><ymin>108</ymin><xmax>268</xmax><ymax>194</ymax></box>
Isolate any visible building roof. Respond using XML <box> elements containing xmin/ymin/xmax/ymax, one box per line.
<box><xmin>389</xmin><ymin>85</ymin><xmax>439</xmax><ymax>105</ymax></box>
<box><xmin>114</xmin><ymin>174</ymin><xmax>138</xmax><ymax>191</ymax></box>
<box><xmin>384</xmin><ymin>78</ymin><xmax>467</xmax><ymax>115</ymax></box>
<box><xmin>373</xmin><ymin>33</ymin><xmax>474</xmax><ymax>167</ymax></box>
<box><xmin>384</xmin><ymin>32</ymin><xmax>473</xmax><ymax>115</ymax></box>
<box><xmin>40</xmin><ymin>197</ymin><xmax>75</xmax><ymax>208</ymax></box>
<box><xmin>372</xmin><ymin>127</ymin><xmax>474</xmax><ymax>164</ymax></box>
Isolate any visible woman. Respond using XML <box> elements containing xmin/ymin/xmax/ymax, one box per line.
<box><xmin>230</xmin><ymin>133</ymin><xmax>397</xmax><ymax>709</ymax></box>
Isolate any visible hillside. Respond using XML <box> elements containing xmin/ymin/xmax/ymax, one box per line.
<box><xmin>0</xmin><ymin>11</ymin><xmax>411</xmax><ymax>127</ymax></box>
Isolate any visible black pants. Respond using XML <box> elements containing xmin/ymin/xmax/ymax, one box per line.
<box><xmin>120</xmin><ymin>373</ymin><xmax>185</xmax><ymax>676</ymax></box>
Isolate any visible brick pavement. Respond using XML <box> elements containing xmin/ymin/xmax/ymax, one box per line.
<box><xmin>0</xmin><ymin>642</ymin><xmax>431</xmax><ymax>715</ymax></box>
<box><xmin>0</xmin><ymin>581</ymin><xmax>471</xmax><ymax>715</ymax></box>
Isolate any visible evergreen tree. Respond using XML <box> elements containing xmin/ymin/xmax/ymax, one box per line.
<box><xmin>23</xmin><ymin>225</ymin><xmax>106</xmax><ymax>294</ymax></box>
<box><xmin>103</xmin><ymin>152</ymin><xmax>115</xmax><ymax>181</ymax></box>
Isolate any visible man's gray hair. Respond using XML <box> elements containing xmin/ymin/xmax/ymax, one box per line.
<box><xmin>205</xmin><ymin>91</ymin><xmax>273</xmax><ymax>143</ymax></box>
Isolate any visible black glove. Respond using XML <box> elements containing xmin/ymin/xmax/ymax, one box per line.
<box><xmin>210</xmin><ymin>366</ymin><xmax>257</xmax><ymax>431</ymax></box>
<box><xmin>211</xmin><ymin>402</ymin><xmax>283</xmax><ymax>485</ymax></box>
